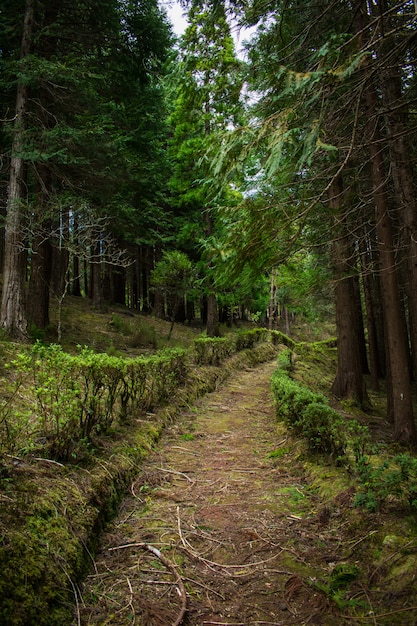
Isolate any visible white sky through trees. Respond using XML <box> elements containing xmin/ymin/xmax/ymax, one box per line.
<box><xmin>163</xmin><ymin>0</ymin><xmax>254</xmax><ymax>54</ymax></box>
<box><xmin>164</xmin><ymin>1</ymin><xmax>188</xmax><ymax>35</ymax></box>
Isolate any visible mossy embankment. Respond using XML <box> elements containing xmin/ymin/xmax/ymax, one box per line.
<box><xmin>2</xmin><ymin>302</ymin><xmax>417</xmax><ymax>625</ymax></box>
<box><xmin>0</xmin><ymin>321</ymin><xmax>278</xmax><ymax>626</ymax></box>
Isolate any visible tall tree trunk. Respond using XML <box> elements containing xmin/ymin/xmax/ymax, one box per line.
<box><xmin>50</xmin><ymin>207</ymin><xmax>70</xmax><ymax>300</ymax></box>
<box><xmin>359</xmin><ymin>223</ymin><xmax>382</xmax><ymax>390</ymax></box>
<box><xmin>0</xmin><ymin>0</ymin><xmax>34</xmax><ymax>340</ymax></box>
<box><xmin>72</xmin><ymin>217</ymin><xmax>81</xmax><ymax>296</ymax></box>
<box><xmin>205</xmin><ymin>211</ymin><xmax>219</xmax><ymax>337</ymax></box>
<box><xmin>28</xmin><ymin>235</ymin><xmax>52</xmax><ymax>330</ymax></box>
<box><xmin>330</xmin><ymin>175</ymin><xmax>366</xmax><ymax>405</ymax></box>
<box><xmin>90</xmin><ymin>241</ymin><xmax>101</xmax><ymax>309</ymax></box>
<box><xmin>268</xmin><ymin>267</ymin><xmax>277</xmax><ymax>331</ymax></box>
<box><xmin>354</xmin><ymin>0</ymin><xmax>416</xmax><ymax>443</ymax></box>
<box><xmin>113</xmin><ymin>267</ymin><xmax>126</xmax><ymax>305</ymax></box>
<box><xmin>72</xmin><ymin>253</ymin><xmax>82</xmax><ymax>296</ymax></box>
<box><xmin>141</xmin><ymin>245</ymin><xmax>153</xmax><ymax>313</ymax></box>
<box><xmin>381</xmin><ymin>68</ymin><xmax>417</xmax><ymax>379</ymax></box>
<box><xmin>352</xmin><ymin>273</ymin><xmax>369</xmax><ymax>374</ymax></box>
<box><xmin>365</xmin><ymin>81</ymin><xmax>416</xmax><ymax>444</ymax></box>
<box><xmin>102</xmin><ymin>263</ymin><xmax>112</xmax><ymax>302</ymax></box>
<box><xmin>28</xmin><ymin>166</ymin><xmax>52</xmax><ymax>330</ymax></box>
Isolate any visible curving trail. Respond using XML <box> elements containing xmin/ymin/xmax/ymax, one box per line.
<box><xmin>76</xmin><ymin>360</ymin><xmax>350</xmax><ymax>625</ymax></box>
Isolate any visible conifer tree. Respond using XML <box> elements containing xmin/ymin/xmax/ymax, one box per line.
<box><xmin>169</xmin><ymin>0</ymin><xmax>244</xmax><ymax>336</ymax></box>
<box><xmin>216</xmin><ymin>0</ymin><xmax>417</xmax><ymax>442</ymax></box>
<box><xmin>0</xmin><ymin>0</ymin><xmax>173</xmax><ymax>332</ymax></box>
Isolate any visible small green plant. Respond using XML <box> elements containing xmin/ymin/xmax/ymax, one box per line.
<box><xmin>109</xmin><ymin>314</ymin><xmax>132</xmax><ymax>335</ymax></box>
<box><xmin>106</xmin><ymin>342</ymin><xmax>124</xmax><ymax>357</ymax></box>
<box><xmin>128</xmin><ymin>325</ymin><xmax>158</xmax><ymax>349</ymax></box>
<box><xmin>321</xmin><ymin>563</ymin><xmax>362</xmax><ymax>611</ymax></box>
<box><xmin>267</xmin><ymin>447</ymin><xmax>289</xmax><ymax>459</ymax></box>
<box><xmin>28</xmin><ymin>323</ymin><xmax>46</xmax><ymax>343</ymax></box>
<box><xmin>180</xmin><ymin>433</ymin><xmax>195</xmax><ymax>441</ymax></box>
<box><xmin>353</xmin><ymin>452</ymin><xmax>417</xmax><ymax>512</ymax></box>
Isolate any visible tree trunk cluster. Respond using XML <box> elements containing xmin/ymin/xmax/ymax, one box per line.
<box><xmin>330</xmin><ymin>0</ymin><xmax>417</xmax><ymax>444</ymax></box>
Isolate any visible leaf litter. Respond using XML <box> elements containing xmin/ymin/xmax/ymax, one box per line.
<box><xmin>76</xmin><ymin>360</ymin><xmax>417</xmax><ymax>625</ymax></box>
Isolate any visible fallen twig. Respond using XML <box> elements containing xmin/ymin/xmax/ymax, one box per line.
<box><xmin>341</xmin><ymin>605</ymin><xmax>417</xmax><ymax>621</ymax></box>
<box><xmin>108</xmin><ymin>542</ymin><xmax>187</xmax><ymax>626</ymax></box>
<box><xmin>176</xmin><ymin>505</ymin><xmax>283</xmax><ymax>574</ymax></box>
<box><xmin>34</xmin><ymin>457</ymin><xmax>65</xmax><ymax>467</ymax></box>
<box><xmin>159</xmin><ymin>466</ymin><xmax>194</xmax><ymax>483</ymax></box>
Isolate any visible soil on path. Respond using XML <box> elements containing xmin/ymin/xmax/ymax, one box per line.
<box><xmin>76</xmin><ymin>361</ymin><xmax>366</xmax><ymax>625</ymax></box>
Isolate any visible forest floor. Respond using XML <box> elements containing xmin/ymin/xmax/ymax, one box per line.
<box><xmin>76</xmin><ymin>358</ymin><xmax>417</xmax><ymax>626</ymax></box>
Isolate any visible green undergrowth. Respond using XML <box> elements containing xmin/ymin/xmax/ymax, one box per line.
<box><xmin>271</xmin><ymin>337</ymin><xmax>417</xmax><ymax>516</ymax></box>
<box><xmin>0</xmin><ymin>338</ymin><xmax>278</xmax><ymax>626</ymax></box>
<box><xmin>271</xmin><ymin>335</ymin><xmax>417</xmax><ymax>623</ymax></box>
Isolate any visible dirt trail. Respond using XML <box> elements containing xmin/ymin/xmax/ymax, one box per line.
<box><xmin>76</xmin><ymin>360</ymin><xmax>348</xmax><ymax>625</ymax></box>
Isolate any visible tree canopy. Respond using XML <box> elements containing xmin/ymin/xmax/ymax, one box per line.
<box><xmin>1</xmin><ymin>0</ymin><xmax>417</xmax><ymax>442</ymax></box>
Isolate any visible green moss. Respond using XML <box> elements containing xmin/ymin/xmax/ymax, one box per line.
<box><xmin>304</xmin><ymin>461</ymin><xmax>352</xmax><ymax>502</ymax></box>
<box><xmin>0</xmin><ymin>337</ymin><xmax>279</xmax><ymax>624</ymax></box>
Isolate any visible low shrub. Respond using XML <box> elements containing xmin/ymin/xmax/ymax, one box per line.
<box><xmin>235</xmin><ymin>328</ymin><xmax>268</xmax><ymax>351</ymax></box>
<box><xmin>353</xmin><ymin>451</ymin><xmax>417</xmax><ymax>512</ymax></box>
<box><xmin>271</xmin><ymin>342</ymin><xmax>417</xmax><ymax>513</ymax></box>
<box><xmin>4</xmin><ymin>343</ymin><xmax>188</xmax><ymax>461</ymax></box>
<box><xmin>301</xmin><ymin>403</ymin><xmax>346</xmax><ymax>457</ymax></box>
<box><xmin>270</xmin><ymin>330</ymin><xmax>296</xmax><ymax>349</ymax></box>
<box><xmin>271</xmin><ymin>352</ymin><xmax>346</xmax><ymax>458</ymax></box>
<box><xmin>194</xmin><ymin>329</ymin><xmax>268</xmax><ymax>366</ymax></box>
<box><xmin>276</xmin><ymin>348</ymin><xmax>293</xmax><ymax>373</ymax></box>
<box><xmin>194</xmin><ymin>336</ymin><xmax>236</xmax><ymax>365</ymax></box>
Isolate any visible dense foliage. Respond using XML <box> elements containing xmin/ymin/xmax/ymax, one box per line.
<box><xmin>1</xmin><ymin>0</ymin><xmax>417</xmax><ymax>445</ymax></box>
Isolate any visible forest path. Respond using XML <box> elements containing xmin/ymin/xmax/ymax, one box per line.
<box><xmin>76</xmin><ymin>360</ymin><xmax>347</xmax><ymax>625</ymax></box>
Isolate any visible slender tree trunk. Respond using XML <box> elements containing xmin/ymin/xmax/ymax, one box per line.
<box><xmin>141</xmin><ymin>245</ymin><xmax>153</xmax><ymax>313</ymax></box>
<box><xmin>72</xmin><ymin>255</ymin><xmax>81</xmax><ymax>296</ymax></box>
<box><xmin>28</xmin><ymin>235</ymin><xmax>52</xmax><ymax>330</ymax></box>
<box><xmin>365</xmin><ymin>82</ymin><xmax>416</xmax><ymax>444</ymax></box>
<box><xmin>102</xmin><ymin>263</ymin><xmax>112</xmax><ymax>302</ymax></box>
<box><xmin>72</xmin><ymin>218</ymin><xmax>81</xmax><ymax>296</ymax></box>
<box><xmin>113</xmin><ymin>267</ymin><xmax>126</xmax><ymax>305</ymax></box>
<box><xmin>268</xmin><ymin>267</ymin><xmax>277</xmax><ymax>331</ymax></box>
<box><xmin>1</xmin><ymin>0</ymin><xmax>34</xmax><ymax>340</ymax></box>
<box><xmin>90</xmin><ymin>241</ymin><xmax>101</xmax><ymax>309</ymax></box>
<box><xmin>50</xmin><ymin>208</ymin><xmax>70</xmax><ymax>300</ymax></box>
<box><xmin>205</xmin><ymin>210</ymin><xmax>219</xmax><ymax>337</ymax></box>
<box><xmin>132</xmin><ymin>248</ymin><xmax>140</xmax><ymax>310</ymax></box>
<box><xmin>381</xmin><ymin>69</ymin><xmax>417</xmax><ymax>379</ymax></box>
<box><xmin>352</xmin><ymin>273</ymin><xmax>369</xmax><ymax>374</ymax></box>
<box><xmin>353</xmin><ymin>0</ymin><xmax>416</xmax><ymax>443</ymax></box>
<box><xmin>330</xmin><ymin>175</ymin><xmax>366</xmax><ymax>405</ymax></box>
<box><xmin>27</xmin><ymin>166</ymin><xmax>53</xmax><ymax>330</ymax></box>
<box><xmin>359</xmin><ymin>224</ymin><xmax>382</xmax><ymax>390</ymax></box>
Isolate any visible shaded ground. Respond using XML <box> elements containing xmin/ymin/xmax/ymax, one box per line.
<box><xmin>76</xmin><ymin>360</ymin><xmax>417</xmax><ymax>626</ymax></box>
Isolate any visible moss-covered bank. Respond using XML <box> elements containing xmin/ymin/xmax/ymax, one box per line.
<box><xmin>0</xmin><ymin>342</ymin><xmax>277</xmax><ymax>626</ymax></box>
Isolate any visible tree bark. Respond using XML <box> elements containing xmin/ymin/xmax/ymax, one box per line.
<box><xmin>0</xmin><ymin>0</ymin><xmax>35</xmax><ymax>340</ymax></box>
<box><xmin>50</xmin><ymin>207</ymin><xmax>70</xmax><ymax>300</ymax></box>
<box><xmin>28</xmin><ymin>234</ymin><xmax>52</xmax><ymax>330</ymax></box>
<box><xmin>330</xmin><ymin>175</ymin><xmax>366</xmax><ymax>405</ymax></box>
<box><xmin>27</xmin><ymin>165</ymin><xmax>53</xmax><ymax>330</ymax></box>
<box><xmin>358</xmin><ymin>222</ymin><xmax>383</xmax><ymax>390</ymax></box>
<box><xmin>90</xmin><ymin>241</ymin><xmax>101</xmax><ymax>309</ymax></box>
<box><xmin>268</xmin><ymin>267</ymin><xmax>277</xmax><ymax>331</ymax></box>
<box><xmin>364</xmin><ymin>81</ymin><xmax>416</xmax><ymax>444</ymax></box>
<box><xmin>71</xmin><ymin>217</ymin><xmax>82</xmax><ymax>297</ymax></box>
<box><xmin>353</xmin><ymin>0</ymin><xmax>416</xmax><ymax>443</ymax></box>
<box><xmin>381</xmin><ymin>68</ymin><xmax>417</xmax><ymax>380</ymax></box>
<box><xmin>205</xmin><ymin>209</ymin><xmax>219</xmax><ymax>337</ymax></box>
